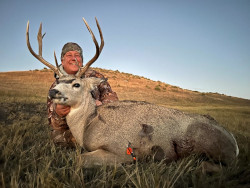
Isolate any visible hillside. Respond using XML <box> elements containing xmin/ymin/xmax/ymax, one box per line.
<box><xmin>0</xmin><ymin>68</ymin><xmax>249</xmax><ymax>108</ymax></box>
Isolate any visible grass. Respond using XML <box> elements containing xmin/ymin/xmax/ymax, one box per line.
<box><xmin>0</xmin><ymin>69</ymin><xmax>250</xmax><ymax>187</ymax></box>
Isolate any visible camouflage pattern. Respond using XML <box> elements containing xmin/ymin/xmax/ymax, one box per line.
<box><xmin>47</xmin><ymin>68</ymin><xmax>118</xmax><ymax>147</ymax></box>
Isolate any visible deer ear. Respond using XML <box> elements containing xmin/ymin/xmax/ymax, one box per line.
<box><xmin>87</xmin><ymin>77</ymin><xmax>107</xmax><ymax>91</ymax></box>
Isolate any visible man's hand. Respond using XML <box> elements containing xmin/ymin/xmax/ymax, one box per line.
<box><xmin>55</xmin><ymin>104</ymin><xmax>71</xmax><ymax>117</ymax></box>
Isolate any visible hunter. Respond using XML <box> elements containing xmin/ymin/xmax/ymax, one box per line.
<box><xmin>47</xmin><ymin>42</ymin><xmax>118</xmax><ymax>147</ymax></box>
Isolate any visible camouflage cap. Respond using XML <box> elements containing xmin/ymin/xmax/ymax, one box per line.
<box><xmin>61</xmin><ymin>42</ymin><xmax>83</xmax><ymax>60</ymax></box>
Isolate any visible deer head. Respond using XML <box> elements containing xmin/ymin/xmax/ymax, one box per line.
<box><xmin>49</xmin><ymin>77</ymin><xmax>106</xmax><ymax>107</ymax></box>
<box><xmin>26</xmin><ymin>17</ymin><xmax>104</xmax><ymax>78</ymax></box>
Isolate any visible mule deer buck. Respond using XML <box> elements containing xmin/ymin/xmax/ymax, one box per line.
<box><xmin>26</xmin><ymin>18</ymin><xmax>239</xmax><ymax>167</ymax></box>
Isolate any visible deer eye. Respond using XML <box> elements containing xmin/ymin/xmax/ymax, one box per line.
<box><xmin>73</xmin><ymin>83</ymin><xmax>81</xmax><ymax>88</ymax></box>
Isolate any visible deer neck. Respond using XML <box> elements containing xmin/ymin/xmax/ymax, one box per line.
<box><xmin>66</xmin><ymin>92</ymin><xmax>96</xmax><ymax>147</ymax></box>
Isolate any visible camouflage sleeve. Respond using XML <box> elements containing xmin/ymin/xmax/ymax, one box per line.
<box><xmin>85</xmin><ymin>69</ymin><xmax>119</xmax><ymax>104</ymax></box>
<box><xmin>47</xmin><ymin>81</ymin><xmax>69</xmax><ymax>130</ymax></box>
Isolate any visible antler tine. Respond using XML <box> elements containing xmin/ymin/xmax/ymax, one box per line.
<box><xmin>76</xmin><ymin>17</ymin><xmax>104</xmax><ymax>78</ymax></box>
<box><xmin>37</xmin><ymin>23</ymin><xmax>46</xmax><ymax>56</ymax></box>
<box><xmin>54</xmin><ymin>51</ymin><xmax>59</xmax><ymax>68</ymax></box>
<box><xmin>37</xmin><ymin>23</ymin><xmax>43</xmax><ymax>56</ymax></box>
<box><xmin>95</xmin><ymin>17</ymin><xmax>104</xmax><ymax>53</ymax></box>
<box><xmin>26</xmin><ymin>21</ymin><xmax>62</xmax><ymax>77</ymax></box>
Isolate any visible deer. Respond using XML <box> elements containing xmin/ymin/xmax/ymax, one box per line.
<box><xmin>26</xmin><ymin>17</ymin><xmax>239</xmax><ymax>168</ymax></box>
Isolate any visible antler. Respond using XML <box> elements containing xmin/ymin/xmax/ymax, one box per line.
<box><xmin>26</xmin><ymin>21</ymin><xmax>63</xmax><ymax>77</ymax></box>
<box><xmin>76</xmin><ymin>17</ymin><xmax>104</xmax><ymax>78</ymax></box>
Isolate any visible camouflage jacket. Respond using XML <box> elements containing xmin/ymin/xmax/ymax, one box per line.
<box><xmin>47</xmin><ymin>68</ymin><xmax>118</xmax><ymax>131</ymax></box>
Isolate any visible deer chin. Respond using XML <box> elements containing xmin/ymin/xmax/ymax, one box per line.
<box><xmin>53</xmin><ymin>97</ymin><xmax>69</xmax><ymax>105</ymax></box>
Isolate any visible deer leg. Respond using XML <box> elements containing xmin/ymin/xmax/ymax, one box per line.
<box><xmin>78</xmin><ymin>149</ymin><xmax>123</xmax><ymax>167</ymax></box>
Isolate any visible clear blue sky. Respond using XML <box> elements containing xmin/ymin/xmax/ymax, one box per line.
<box><xmin>0</xmin><ymin>0</ymin><xmax>249</xmax><ymax>99</ymax></box>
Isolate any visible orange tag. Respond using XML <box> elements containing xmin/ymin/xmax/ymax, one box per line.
<box><xmin>127</xmin><ymin>147</ymin><xmax>132</xmax><ymax>155</ymax></box>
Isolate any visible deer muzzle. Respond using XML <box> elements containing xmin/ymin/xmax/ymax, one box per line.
<box><xmin>49</xmin><ymin>89</ymin><xmax>68</xmax><ymax>103</ymax></box>
<box><xmin>49</xmin><ymin>89</ymin><xmax>60</xmax><ymax>99</ymax></box>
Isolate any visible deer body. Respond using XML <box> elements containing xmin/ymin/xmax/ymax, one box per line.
<box><xmin>50</xmin><ymin>77</ymin><xmax>239</xmax><ymax>166</ymax></box>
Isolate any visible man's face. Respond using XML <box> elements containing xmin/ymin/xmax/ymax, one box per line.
<box><xmin>61</xmin><ymin>51</ymin><xmax>83</xmax><ymax>75</ymax></box>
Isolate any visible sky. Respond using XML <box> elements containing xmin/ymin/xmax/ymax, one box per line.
<box><xmin>0</xmin><ymin>0</ymin><xmax>249</xmax><ymax>99</ymax></box>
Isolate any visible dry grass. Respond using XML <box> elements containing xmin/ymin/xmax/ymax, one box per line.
<box><xmin>0</xmin><ymin>70</ymin><xmax>54</xmax><ymax>103</ymax></box>
<box><xmin>0</xmin><ymin>69</ymin><xmax>250</xmax><ymax>187</ymax></box>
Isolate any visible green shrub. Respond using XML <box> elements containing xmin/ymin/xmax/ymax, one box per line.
<box><xmin>155</xmin><ymin>85</ymin><xmax>161</xmax><ymax>91</ymax></box>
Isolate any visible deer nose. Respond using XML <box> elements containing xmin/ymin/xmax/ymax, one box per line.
<box><xmin>49</xmin><ymin>89</ymin><xmax>60</xmax><ymax>99</ymax></box>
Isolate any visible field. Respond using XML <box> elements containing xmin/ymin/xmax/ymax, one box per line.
<box><xmin>0</xmin><ymin>69</ymin><xmax>250</xmax><ymax>187</ymax></box>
